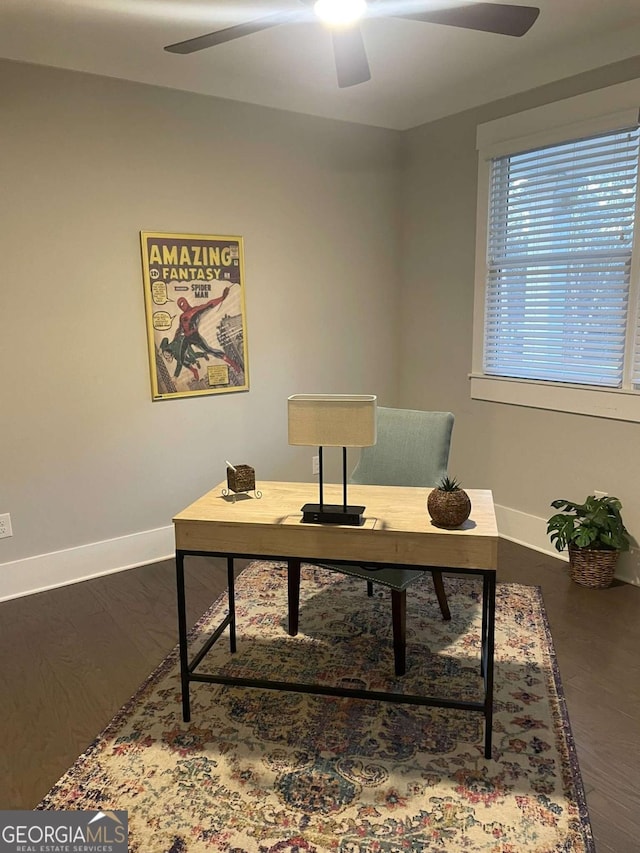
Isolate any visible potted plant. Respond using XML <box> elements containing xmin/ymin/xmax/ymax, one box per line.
<box><xmin>427</xmin><ymin>476</ymin><xmax>471</xmax><ymax>528</ymax></box>
<box><xmin>546</xmin><ymin>494</ymin><xmax>630</xmax><ymax>588</ymax></box>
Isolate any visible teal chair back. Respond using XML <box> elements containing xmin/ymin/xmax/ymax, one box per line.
<box><xmin>350</xmin><ymin>407</ymin><xmax>454</xmax><ymax>488</ymax></box>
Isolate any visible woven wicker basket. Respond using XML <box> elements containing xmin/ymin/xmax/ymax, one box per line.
<box><xmin>427</xmin><ymin>488</ymin><xmax>471</xmax><ymax>528</ymax></box>
<box><xmin>226</xmin><ymin>464</ymin><xmax>255</xmax><ymax>493</ymax></box>
<box><xmin>568</xmin><ymin>545</ymin><xmax>619</xmax><ymax>589</ymax></box>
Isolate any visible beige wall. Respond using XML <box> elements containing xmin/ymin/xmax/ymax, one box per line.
<box><xmin>3</xmin><ymin>53</ymin><xmax>640</xmax><ymax>594</ymax></box>
<box><xmin>400</xmin><ymin>56</ymin><xmax>640</xmax><ymax>580</ymax></box>
<box><xmin>0</xmin><ymin>60</ymin><xmax>401</xmax><ymax>576</ymax></box>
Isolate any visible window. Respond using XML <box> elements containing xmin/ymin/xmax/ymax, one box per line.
<box><xmin>486</xmin><ymin>127</ymin><xmax>640</xmax><ymax>388</ymax></box>
<box><xmin>472</xmin><ymin>82</ymin><xmax>640</xmax><ymax>422</ymax></box>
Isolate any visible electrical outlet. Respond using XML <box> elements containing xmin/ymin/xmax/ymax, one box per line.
<box><xmin>312</xmin><ymin>455</ymin><xmax>320</xmax><ymax>475</ymax></box>
<box><xmin>593</xmin><ymin>490</ymin><xmax>608</xmax><ymax>499</ymax></box>
<box><xmin>0</xmin><ymin>513</ymin><xmax>13</xmax><ymax>539</ymax></box>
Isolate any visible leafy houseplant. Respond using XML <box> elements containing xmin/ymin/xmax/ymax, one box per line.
<box><xmin>427</xmin><ymin>476</ymin><xmax>471</xmax><ymax>528</ymax></box>
<box><xmin>547</xmin><ymin>495</ymin><xmax>630</xmax><ymax>588</ymax></box>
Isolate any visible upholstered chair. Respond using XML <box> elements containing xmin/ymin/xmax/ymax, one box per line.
<box><xmin>288</xmin><ymin>407</ymin><xmax>455</xmax><ymax>675</ymax></box>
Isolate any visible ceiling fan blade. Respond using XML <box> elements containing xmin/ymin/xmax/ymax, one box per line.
<box><xmin>391</xmin><ymin>2</ymin><xmax>540</xmax><ymax>37</ymax></box>
<box><xmin>331</xmin><ymin>25</ymin><xmax>371</xmax><ymax>88</ymax></box>
<box><xmin>164</xmin><ymin>9</ymin><xmax>308</xmax><ymax>54</ymax></box>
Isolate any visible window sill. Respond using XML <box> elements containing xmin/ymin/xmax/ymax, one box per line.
<box><xmin>469</xmin><ymin>375</ymin><xmax>640</xmax><ymax>423</ymax></box>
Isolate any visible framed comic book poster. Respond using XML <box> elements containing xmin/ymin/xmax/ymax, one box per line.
<box><xmin>140</xmin><ymin>231</ymin><xmax>249</xmax><ymax>400</ymax></box>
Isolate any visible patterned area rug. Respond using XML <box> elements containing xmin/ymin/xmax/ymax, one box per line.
<box><xmin>40</xmin><ymin>561</ymin><xmax>594</xmax><ymax>852</ymax></box>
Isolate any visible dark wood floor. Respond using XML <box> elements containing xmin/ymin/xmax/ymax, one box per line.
<box><xmin>0</xmin><ymin>541</ymin><xmax>638</xmax><ymax>851</ymax></box>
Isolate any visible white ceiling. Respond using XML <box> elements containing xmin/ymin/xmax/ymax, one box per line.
<box><xmin>3</xmin><ymin>1</ymin><xmax>640</xmax><ymax>130</ymax></box>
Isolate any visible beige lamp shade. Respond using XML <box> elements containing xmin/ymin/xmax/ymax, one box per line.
<box><xmin>288</xmin><ymin>394</ymin><xmax>377</xmax><ymax>447</ymax></box>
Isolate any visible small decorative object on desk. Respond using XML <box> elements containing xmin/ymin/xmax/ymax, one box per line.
<box><xmin>222</xmin><ymin>461</ymin><xmax>262</xmax><ymax>500</ymax></box>
<box><xmin>427</xmin><ymin>475</ymin><xmax>471</xmax><ymax>528</ymax></box>
<box><xmin>546</xmin><ymin>494</ymin><xmax>629</xmax><ymax>588</ymax></box>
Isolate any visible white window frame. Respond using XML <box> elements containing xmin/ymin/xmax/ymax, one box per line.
<box><xmin>471</xmin><ymin>79</ymin><xmax>640</xmax><ymax>422</ymax></box>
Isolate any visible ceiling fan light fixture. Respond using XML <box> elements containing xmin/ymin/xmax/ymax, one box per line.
<box><xmin>313</xmin><ymin>0</ymin><xmax>367</xmax><ymax>28</ymax></box>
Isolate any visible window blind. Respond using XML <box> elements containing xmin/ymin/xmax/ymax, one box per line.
<box><xmin>485</xmin><ymin>126</ymin><xmax>640</xmax><ymax>387</ymax></box>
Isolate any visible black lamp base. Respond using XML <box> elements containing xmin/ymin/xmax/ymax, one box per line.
<box><xmin>300</xmin><ymin>503</ymin><xmax>366</xmax><ymax>526</ymax></box>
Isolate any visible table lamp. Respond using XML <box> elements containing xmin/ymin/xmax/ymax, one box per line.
<box><xmin>287</xmin><ymin>394</ymin><xmax>377</xmax><ymax>525</ymax></box>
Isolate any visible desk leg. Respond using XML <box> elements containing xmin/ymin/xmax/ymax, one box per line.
<box><xmin>227</xmin><ymin>556</ymin><xmax>237</xmax><ymax>653</ymax></box>
<box><xmin>480</xmin><ymin>577</ymin><xmax>488</xmax><ymax>677</ymax></box>
<box><xmin>391</xmin><ymin>589</ymin><xmax>407</xmax><ymax>676</ymax></box>
<box><xmin>176</xmin><ymin>550</ymin><xmax>191</xmax><ymax>723</ymax></box>
<box><xmin>483</xmin><ymin>571</ymin><xmax>496</xmax><ymax>760</ymax></box>
<box><xmin>287</xmin><ymin>559</ymin><xmax>301</xmax><ymax>636</ymax></box>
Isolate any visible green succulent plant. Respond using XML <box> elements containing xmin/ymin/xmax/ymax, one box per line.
<box><xmin>436</xmin><ymin>475</ymin><xmax>462</xmax><ymax>491</ymax></box>
<box><xmin>547</xmin><ymin>495</ymin><xmax>630</xmax><ymax>552</ymax></box>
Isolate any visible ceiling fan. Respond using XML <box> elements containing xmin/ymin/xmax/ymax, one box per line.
<box><xmin>164</xmin><ymin>1</ymin><xmax>540</xmax><ymax>89</ymax></box>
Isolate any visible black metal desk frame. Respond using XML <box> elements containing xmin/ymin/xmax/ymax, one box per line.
<box><xmin>175</xmin><ymin>548</ymin><xmax>497</xmax><ymax>759</ymax></box>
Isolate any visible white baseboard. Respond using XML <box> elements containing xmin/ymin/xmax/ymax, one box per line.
<box><xmin>1</xmin><ymin>506</ymin><xmax>637</xmax><ymax>601</ymax></box>
<box><xmin>0</xmin><ymin>526</ymin><xmax>174</xmax><ymax>602</ymax></box>
<box><xmin>495</xmin><ymin>503</ymin><xmax>566</xmax><ymax>562</ymax></box>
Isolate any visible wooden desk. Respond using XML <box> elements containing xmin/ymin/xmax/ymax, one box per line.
<box><xmin>173</xmin><ymin>481</ymin><xmax>499</xmax><ymax>758</ymax></box>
